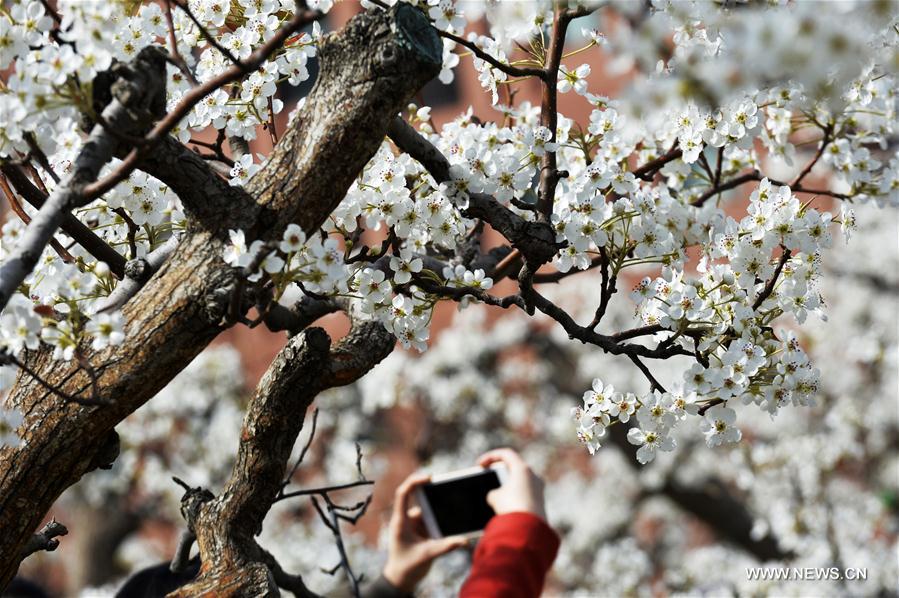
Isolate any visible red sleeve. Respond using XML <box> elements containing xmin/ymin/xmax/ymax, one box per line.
<box><xmin>460</xmin><ymin>512</ymin><xmax>560</xmax><ymax>598</ymax></box>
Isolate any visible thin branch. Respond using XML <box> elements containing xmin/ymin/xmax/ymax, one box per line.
<box><xmin>170</xmin><ymin>0</ymin><xmax>242</xmax><ymax>68</ymax></box>
<box><xmin>190</xmin><ymin>134</ymin><xmax>234</xmax><ymax>167</ymax></box>
<box><xmin>536</xmin><ymin>4</ymin><xmax>568</xmax><ymax>220</ymax></box>
<box><xmin>0</xmin><ymin>174</ymin><xmax>32</xmax><ymax>224</ymax></box>
<box><xmin>276</xmin><ymin>480</ymin><xmax>375</xmax><ymax>502</ymax></box>
<box><xmin>610</xmin><ymin>323</ymin><xmax>666</xmax><ymax>342</ymax></box>
<box><xmin>311</xmin><ymin>496</ymin><xmax>363</xmax><ymax>597</ymax></box>
<box><xmin>0</xmin><ymin>350</ymin><xmax>110</xmax><ymax>406</ymax></box>
<box><xmin>267</xmin><ymin>96</ymin><xmax>279</xmax><ymax>145</ymax></box>
<box><xmin>36</xmin><ymin>0</ymin><xmax>67</xmax><ymax>46</ymax></box>
<box><xmin>94</xmin><ymin>233</ymin><xmax>181</xmax><ymax>313</ymax></box>
<box><xmin>713</xmin><ymin>146</ymin><xmax>723</xmax><ymax>188</ymax></box>
<box><xmin>75</xmin><ymin>352</ymin><xmax>102</xmax><ymax>404</ymax></box>
<box><xmin>588</xmin><ymin>247</ymin><xmax>615</xmax><ymax>329</ymax></box>
<box><xmin>262</xmin><ymin>548</ymin><xmax>322</xmax><ymax>598</ymax></box>
<box><xmin>697</xmin><ymin>398</ymin><xmax>725</xmax><ymax>416</ymax></box>
<box><xmin>0</xmin><ymin>47</ymin><xmax>170</xmax><ymax>311</ymax></box>
<box><xmin>24</xmin><ymin>134</ymin><xmax>61</xmax><ymax>184</ymax></box>
<box><xmin>698</xmin><ymin>151</ymin><xmax>716</xmax><ymax>183</ymax></box>
<box><xmin>437</xmin><ymin>30</ymin><xmax>545</xmax><ymax>79</ymax></box>
<box><xmin>164</xmin><ymin>0</ymin><xmax>200</xmax><ymax>86</ymax></box>
<box><xmin>531</xmin><ymin>254</ymin><xmax>605</xmax><ymax>283</ymax></box>
<box><xmin>792</xmin><ymin>125</ymin><xmax>831</xmax><ymax>188</ymax></box>
<box><xmin>489</xmin><ymin>248</ymin><xmax>522</xmax><ymax>281</ymax></box>
<box><xmin>752</xmin><ymin>247</ymin><xmax>791</xmax><ymax>310</ymax></box>
<box><xmin>691</xmin><ymin>171</ymin><xmax>761</xmax><ymax>206</ymax></box>
<box><xmin>279</xmin><ymin>407</ymin><xmax>319</xmax><ymax>496</ymax></box>
<box><xmin>386</xmin><ymin>117</ymin><xmax>560</xmax><ymax>266</ymax></box>
<box><xmin>112</xmin><ymin>208</ymin><xmax>139</xmax><ymax>260</ymax></box>
<box><xmin>0</xmin><ymin>173</ymin><xmax>73</xmax><ymax>265</ymax></box>
<box><xmin>692</xmin><ymin>169</ymin><xmax>851</xmax><ymax>207</ymax></box>
<box><xmin>627</xmin><ymin>354</ymin><xmax>667</xmax><ymax>394</ymax></box>
<box><xmin>412</xmin><ymin>276</ymin><xmax>527</xmax><ymax>310</ymax></box>
<box><xmin>523</xmin><ymin>286</ymin><xmax>694</xmax><ymax>361</ymax></box>
<box><xmin>633</xmin><ymin>146</ymin><xmax>682</xmax><ymax>181</ymax></box>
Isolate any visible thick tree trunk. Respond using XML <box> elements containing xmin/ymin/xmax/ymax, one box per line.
<box><xmin>0</xmin><ymin>4</ymin><xmax>439</xmax><ymax>587</ymax></box>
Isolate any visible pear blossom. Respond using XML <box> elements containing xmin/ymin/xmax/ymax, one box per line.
<box><xmin>700</xmin><ymin>405</ymin><xmax>742</xmax><ymax>447</ymax></box>
<box><xmin>558</xmin><ymin>64</ymin><xmax>591</xmax><ymax>95</ymax></box>
<box><xmin>85</xmin><ymin>313</ymin><xmax>126</xmax><ymax>351</ymax></box>
<box><xmin>627</xmin><ymin>426</ymin><xmax>676</xmax><ymax>464</ymax></box>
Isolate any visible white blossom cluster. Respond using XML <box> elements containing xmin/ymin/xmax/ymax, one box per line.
<box><xmin>573</xmin><ymin>176</ymin><xmax>844</xmax><ymax>460</ymax></box>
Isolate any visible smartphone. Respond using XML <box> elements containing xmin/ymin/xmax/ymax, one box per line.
<box><xmin>415</xmin><ymin>464</ymin><xmax>507</xmax><ymax>539</ymax></box>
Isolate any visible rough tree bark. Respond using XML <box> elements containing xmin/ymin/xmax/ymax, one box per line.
<box><xmin>0</xmin><ymin>4</ymin><xmax>440</xmax><ymax>587</ymax></box>
<box><xmin>171</xmin><ymin>302</ymin><xmax>394</xmax><ymax>596</ymax></box>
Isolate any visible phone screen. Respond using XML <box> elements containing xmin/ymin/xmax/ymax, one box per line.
<box><xmin>422</xmin><ymin>470</ymin><xmax>501</xmax><ymax>536</ymax></box>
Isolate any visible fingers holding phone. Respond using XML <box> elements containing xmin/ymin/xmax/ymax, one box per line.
<box><xmin>383</xmin><ymin>472</ymin><xmax>469</xmax><ymax>593</ymax></box>
<box><xmin>477</xmin><ymin>448</ymin><xmax>548</xmax><ymax>522</ymax></box>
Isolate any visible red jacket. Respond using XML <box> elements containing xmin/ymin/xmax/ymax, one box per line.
<box><xmin>460</xmin><ymin>512</ymin><xmax>561</xmax><ymax>597</ymax></box>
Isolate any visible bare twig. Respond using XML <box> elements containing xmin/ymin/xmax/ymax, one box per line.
<box><xmin>112</xmin><ymin>208</ymin><xmax>139</xmax><ymax>260</ymax></box>
<box><xmin>267</xmin><ymin>96</ymin><xmax>279</xmax><ymax>145</ymax></box>
<box><xmin>95</xmin><ymin>233</ymin><xmax>181</xmax><ymax>313</ymax></box>
<box><xmin>588</xmin><ymin>247</ymin><xmax>615</xmax><ymax>329</ymax></box>
<box><xmin>0</xmin><ymin>350</ymin><xmax>110</xmax><ymax>407</ymax></box>
<box><xmin>691</xmin><ymin>171</ymin><xmax>762</xmax><ymax>206</ymax></box>
<box><xmin>279</xmin><ymin>407</ymin><xmax>319</xmax><ymax>496</ymax></box>
<box><xmin>792</xmin><ymin>126</ymin><xmax>832</xmax><ymax>188</ymax></box>
<box><xmin>628</xmin><ymin>354</ymin><xmax>667</xmax><ymax>394</ymax></box>
<box><xmin>276</xmin><ymin>480</ymin><xmax>375</xmax><ymax>502</ymax></box>
<box><xmin>633</xmin><ymin>146</ymin><xmax>682</xmax><ymax>181</ymax></box>
<box><xmin>24</xmin><ymin>134</ymin><xmax>61</xmax><ymax>184</ymax></box>
<box><xmin>692</xmin><ymin>169</ymin><xmax>851</xmax><ymax>207</ymax></box>
<box><xmin>713</xmin><ymin>146</ymin><xmax>723</xmax><ymax>188</ymax></box>
<box><xmin>311</xmin><ymin>496</ymin><xmax>363</xmax><ymax>597</ymax></box>
<box><xmin>75</xmin><ymin>352</ymin><xmax>102</xmax><ymax>404</ymax></box>
<box><xmin>412</xmin><ymin>276</ymin><xmax>528</xmax><ymax>310</ymax></box>
<box><xmin>697</xmin><ymin>398</ymin><xmax>725</xmax><ymax>415</ymax></box>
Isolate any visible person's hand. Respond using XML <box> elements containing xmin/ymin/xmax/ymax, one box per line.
<box><xmin>382</xmin><ymin>472</ymin><xmax>469</xmax><ymax>593</ymax></box>
<box><xmin>478</xmin><ymin>448</ymin><xmax>548</xmax><ymax>522</ymax></box>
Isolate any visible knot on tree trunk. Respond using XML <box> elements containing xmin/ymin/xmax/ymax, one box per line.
<box><xmin>86</xmin><ymin>431</ymin><xmax>120</xmax><ymax>472</ymax></box>
<box><xmin>82</xmin><ymin>45</ymin><xmax>168</xmax><ymax>135</ymax></box>
<box><xmin>319</xmin><ymin>3</ymin><xmax>442</xmax><ymax>81</ymax></box>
